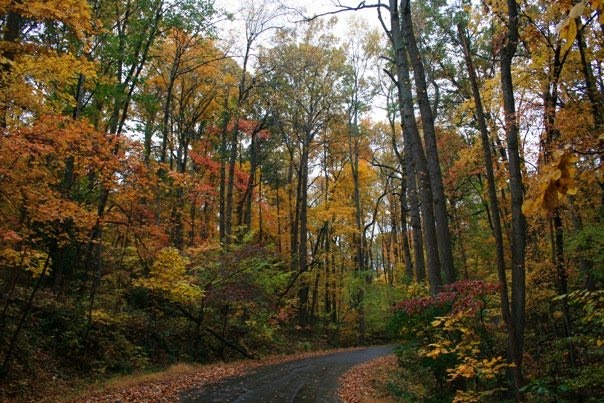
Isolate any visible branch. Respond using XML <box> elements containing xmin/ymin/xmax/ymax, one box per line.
<box><xmin>364</xmin><ymin>186</ymin><xmax>389</xmax><ymax>232</ymax></box>
<box><xmin>169</xmin><ymin>302</ymin><xmax>256</xmax><ymax>359</ymax></box>
<box><xmin>382</xmin><ymin>68</ymin><xmax>397</xmax><ymax>85</ymax></box>
<box><xmin>291</xmin><ymin>0</ymin><xmax>387</xmax><ymax>23</ymax></box>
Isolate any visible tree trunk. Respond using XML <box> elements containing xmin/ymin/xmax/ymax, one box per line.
<box><xmin>349</xmin><ymin>110</ymin><xmax>366</xmax><ymax>343</ymax></box>
<box><xmin>289</xmin><ymin>144</ymin><xmax>299</xmax><ymax>272</ymax></box>
<box><xmin>388</xmin><ymin>0</ymin><xmax>441</xmax><ymax>294</ymax></box>
<box><xmin>399</xmin><ymin>190</ymin><xmax>414</xmax><ymax>280</ymax></box>
<box><xmin>459</xmin><ymin>22</ymin><xmax>521</xmax><ymax>391</ymax></box>
<box><xmin>225</xmin><ymin>119</ymin><xmax>238</xmax><ymax>244</ymax></box>
<box><xmin>393</xmin><ymin>134</ymin><xmax>425</xmax><ymax>282</ymax></box>
<box><xmin>0</xmin><ymin>10</ymin><xmax>22</xmax><ymax>128</ymax></box>
<box><xmin>500</xmin><ymin>0</ymin><xmax>527</xmax><ymax>396</ymax></box>
<box><xmin>0</xmin><ymin>255</ymin><xmax>51</xmax><ymax>377</ymax></box>
<box><xmin>160</xmin><ymin>61</ymin><xmax>178</xmax><ymax>164</ymax></box>
<box><xmin>219</xmin><ymin>110</ymin><xmax>229</xmax><ymax>244</ymax></box>
<box><xmin>297</xmin><ymin>141</ymin><xmax>310</xmax><ymax>326</ymax></box>
<box><xmin>401</xmin><ymin>0</ymin><xmax>455</xmax><ymax>283</ymax></box>
<box><xmin>576</xmin><ymin>18</ymin><xmax>604</xmax><ymax>129</ymax></box>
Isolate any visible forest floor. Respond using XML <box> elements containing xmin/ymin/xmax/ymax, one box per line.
<box><xmin>337</xmin><ymin>354</ymin><xmax>399</xmax><ymax>403</ymax></box>
<box><xmin>57</xmin><ymin>345</ymin><xmax>395</xmax><ymax>402</ymax></box>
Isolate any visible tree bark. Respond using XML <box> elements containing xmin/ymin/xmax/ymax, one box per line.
<box><xmin>576</xmin><ymin>18</ymin><xmax>604</xmax><ymax>129</ymax></box>
<box><xmin>388</xmin><ymin>0</ymin><xmax>440</xmax><ymax>294</ymax></box>
<box><xmin>225</xmin><ymin>119</ymin><xmax>238</xmax><ymax>244</ymax></box>
<box><xmin>0</xmin><ymin>10</ymin><xmax>23</xmax><ymax>128</ymax></box>
<box><xmin>459</xmin><ymin>23</ymin><xmax>522</xmax><ymax>392</ymax></box>
<box><xmin>219</xmin><ymin>109</ymin><xmax>229</xmax><ymax>244</ymax></box>
<box><xmin>500</xmin><ymin>0</ymin><xmax>527</xmax><ymax>397</ymax></box>
<box><xmin>297</xmin><ymin>140</ymin><xmax>310</xmax><ymax>326</ymax></box>
<box><xmin>391</xmin><ymin>131</ymin><xmax>424</xmax><ymax>281</ymax></box>
<box><xmin>1</xmin><ymin>255</ymin><xmax>50</xmax><ymax>377</ymax></box>
<box><xmin>400</xmin><ymin>0</ymin><xmax>455</xmax><ymax>283</ymax></box>
<box><xmin>399</xmin><ymin>189</ymin><xmax>414</xmax><ymax>280</ymax></box>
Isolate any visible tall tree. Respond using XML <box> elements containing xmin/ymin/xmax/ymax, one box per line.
<box><xmin>499</xmin><ymin>0</ymin><xmax>527</xmax><ymax>396</ymax></box>
<box><xmin>384</xmin><ymin>0</ymin><xmax>442</xmax><ymax>294</ymax></box>
<box><xmin>458</xmin><ymin>18</ymin><xmax>521</xmax><ymax>398</ymax></box>
<box><xmin>259</xmin><ymin>20</ymin><xmax>346</xmax><ymax>325</ymax></box>
<box><xmin>342</xmin><ymin>18</ymin><xmax>375</xmax><ymax>343</ymax></box>
<box><xmin>0</xmin><ymin>0</ymin><xmax>93</xmax><ymax>126</ymax></box>
<box><xmin>222</xmin><ymin>0</ymin><xmax>286</xmax><ymax>244</ymax></box>
<box><xmin>399</xmin><ymin>0</ymin><xmax>455</xmax><ymax>283</ymax></box>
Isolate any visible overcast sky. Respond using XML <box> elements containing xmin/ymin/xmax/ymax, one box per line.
<box><xmin>217</xmin><ymin>0</ymin><xmax>384</xmax><ymax>48</ymax></box>
<box><xmin>216</xmin><ymin>0</ymin><xmax>389</xmax><ymax>121</ymax></box>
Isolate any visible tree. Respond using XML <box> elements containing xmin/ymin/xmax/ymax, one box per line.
<box><xmin>147</xmin><ymin>29</ymin><xmax>225</xmax><ymax>248</ymax></box>
<box><xmin>0</xmin><ymin>0</ymin><xmax>94</xmax><ymax>126</ymax></box>
<box><xmin>384</xmin><ymin>0</ymin><xmax>442</xmax><ymax>295</ymax></box>
<box><xmin>499</xmin><ymin>0</ymin><xmax>527</xmax><ymax>396</ymax></box>
<box><xmin>458</xmin><ymin>15</ymin><xmax>522</xmax><ymax>399</ymax></box>
<box><xmin>258</xmin><ymin>19</ymin><xmax>347</xmax><ymax>326</ymax></box>
<box><xmin>399</xmin><ymin>0</ymin><xmax>456</xmax><ymax>284</ymax></box>
<box><xmin>342</xmin><ymin>18</ymin><xmax>375</xmax><ymax>343</ymax></box>
<box><xmin>222</xmin><ymin>0</ymin><xmax>287</xmax><ymax>244</ymax></box>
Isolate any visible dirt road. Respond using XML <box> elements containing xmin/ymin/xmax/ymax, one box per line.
<box><xmin>179</xmin><ymin>345</ymin><xmax>394</xmax><ymax>402</ymax></box>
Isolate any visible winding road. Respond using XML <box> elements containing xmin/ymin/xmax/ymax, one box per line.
<box><xmin>179</xmin><ymin>345</ymin><xmax>394</xmax><ymax>403</ymax></box>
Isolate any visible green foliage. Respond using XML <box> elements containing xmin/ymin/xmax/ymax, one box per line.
<box><xmin>567</xmin><ymin>223</ymin><xmax>604</xmax><ymax>283</ymax></box>
<box><xmin>389</xmin><ymin>281</ymin><xmax>510</xmax><ymax>400</ymax></box>
<box><xmin>364</xmin><ymin>281</ymin><xmax>405</xmax><ymax>340</ymax></box>
<box><xmin>523</xmin><ymin>289</ymin><xmax>604</xmax><ymax>401</ymax></box>
<box><xmin>387</xmin><ymin>343</ymin><xmax>443</xmax><ymax>402</ymax></box>
<box><xmin>164</xmin><ymin>0</ymin><xmax>216</xmax><ymax>34</ymax></box>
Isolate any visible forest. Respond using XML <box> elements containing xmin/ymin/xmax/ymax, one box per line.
<box><xmin>0</xmin><ymin>0</ymin><xmax>602</xmax><ymax>401</ymax></box>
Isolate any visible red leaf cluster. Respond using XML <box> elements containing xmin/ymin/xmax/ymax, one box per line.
<box><xmin>394</xmin><ymin>280</ymin><xmax>499</xmax><ymax>316</ymax></box>
<box><xmin>394</xmin><ymin>292</ymin><xmax>456</xmax><ymax>316</ymax></box>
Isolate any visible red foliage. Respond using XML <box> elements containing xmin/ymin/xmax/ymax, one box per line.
<box><xmin>224</xmin><ymin>118</ymin><xmax>271</xmax><ymax>141</ymax></box>
<box><xmin>189</xmin><ymin>151</ymin><xmax>220</xmax><ymax>173</ymax></box>
<box><xmin>444</xmin><ymin>280</ymin><xmax>500</xmax><ymax>314</ymax></box>
<box><xmin>257</xmin><ymin>129</ymin><xmax>270</xmax><ymax>140</ymax></box>
<box><xmin>394</xmin><ymin>292</ymin><xmax>457</xmax><ymax>316</ymax></box>
<box><xmin>394</xmin><ymin>280</ymin><xmax>499</xmax><ymax>316</ymax></box>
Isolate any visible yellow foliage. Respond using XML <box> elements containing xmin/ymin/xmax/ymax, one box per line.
<box><xmin>0</xmin><ymin>248</ymin><xmax>50</xmax><ymax>278</ymax></box>
<box><xmin>1</xmin><ymin>0</ymin><xmax>93</xmax><ymax>39</ymax></box>
<box><xmin>424</xmin><ymin>339</ymin><xmax>452</xmax><ymax>358</ymax></box>
<box><xmin>431</xmin><ymin>317</ymin><xmax>444</xmax><ymax>327</ymax></box>
<box><xmin>0</xmin><ymin>247</ymin><xmax>21</xmax><ymax>267</ymax></box>
<box><xmin>25</xmin><ymin>250</ymin><xmax>50</xmax><ymax>279</ymax></box>
<box><xmin>523</xmin><ymin>150</ymin><xmax>578</xmax><ymax>217</ymax></box>
<box><xmin>135</xmin><ymin>247</ymin><xmax>202</xmax><ymax>303</ymax></box>
<box><xmin>452</xmin><ymin>390</ymin><xmax>481</xmax><ymax>403</ymax></box>
<box><xmin>0</xmin><ymin>0</ymin><xmax>96</xmax><ymax>124</ymax></box>
<box><xmin>90</xmin><ymin>309</ymin><xmax>114</xmax><ymax>325</ymax></box>
<box><xmin>423</xmin><ymin>306</ymin><xmax>512</xmax><ymax>394</ymax></box>
<box><xmin>9</xmin><ymin>53</ymin><xmax>97</xmax><ymax>117</ymax></box>
<box><xmin>555</xmin><ymin>0</ymin><xmax>604</xmax><ymax>50</ymax></box>
<box><xmin>451</xmin><ymin>360</ymin><xmax>477</xmax><ymax>379</ymax></box>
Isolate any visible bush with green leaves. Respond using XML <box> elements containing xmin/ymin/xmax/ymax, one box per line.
<box><xmin>389</xmin><ymin>280</ymin><xmax>511</xmax><ymax>401</ymax></box>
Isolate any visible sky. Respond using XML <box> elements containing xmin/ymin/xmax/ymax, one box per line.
<box><xmin>216</xmin><ymin>0</ymin><xmax>389</xmax><ymax>122</ymax></box>
<box><xmin>218</xmin><ymin>0</ymin><xmax>384</xmax><ymax>47</ymax></box>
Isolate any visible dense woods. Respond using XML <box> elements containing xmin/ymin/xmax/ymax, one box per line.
<box><xmin>0</xmin><ymin>0</ymin><xmax>603</xmax><ymax>401</ymax></box>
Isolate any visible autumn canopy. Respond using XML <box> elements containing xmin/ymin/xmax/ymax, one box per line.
<box><xmin>0</xmin><ymin>0</ymin><xmax>602</xmax><ymax>401</ymax></box>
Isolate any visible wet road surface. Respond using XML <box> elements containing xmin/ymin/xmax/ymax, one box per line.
<box><xmin>179</xmin><ymin>345</ymin><xmax>395</xmax><ymax>403</ymax></box>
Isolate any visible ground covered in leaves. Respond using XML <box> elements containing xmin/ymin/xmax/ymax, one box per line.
<box><xmin>63</xmin><ymin>348</ymin><xmax>366</xmax><ymax>403</ymax></box>
<box><xmin>338</xmin><ymin>355</ymin><xmax>398</xmax><ymax>403</ymax></box>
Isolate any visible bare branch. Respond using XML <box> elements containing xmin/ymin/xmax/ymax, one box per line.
<box><xmin>289</xmin><ymin>0</ymin><xmax>387</xmax><ymax>23</ymax></box>
<box><xmin>382</xmin><ymin>68</ymin><xmax>397</xmax><ymax>85</ymax></box>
